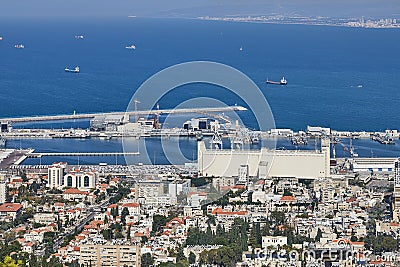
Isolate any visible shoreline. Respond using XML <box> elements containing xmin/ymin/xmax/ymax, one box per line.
<box><xmin>196</xmin><ymin>16</ymin><xmax>400</xmax><ymax>29</ymax></box>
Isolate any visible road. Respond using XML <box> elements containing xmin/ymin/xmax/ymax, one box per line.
<box><xmin>53</xmin><ymin>198</ymin><xmax>110</xmax><ymax>251</ymax></box>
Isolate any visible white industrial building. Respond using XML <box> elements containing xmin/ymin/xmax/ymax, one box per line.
<box><xmin>307</xmin><ymin>126</ymin><xmax>331</xmax><ymax>136</ymax></box>
<box><xmin>183</xmin><ymin>117</ymin><xmax>220</xmax><ymax>131</ymax></box>
<box><xmin>351</xmin><ymin>158</ymin><xmax>396</xmax><ymax>172</ymax></box>
<box><xmin>269</xmin><ymin>129</ymin><xmax>293</xmax><ymax>136</ymax></box>
<box><xmin>197</xmin><ymin>139</ymin><xmax>330</xmax><ymax>179</ymax></box>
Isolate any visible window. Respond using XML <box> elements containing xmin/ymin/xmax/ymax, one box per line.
<box><xmin>84</xmin><ymin>176</ymin><xmax>90</xmax><ymax>187</ymax></box>
<box><xmin>67</xmin><ymin>176</ymin><xmax>73</xmax><ymax>187</ymax></box>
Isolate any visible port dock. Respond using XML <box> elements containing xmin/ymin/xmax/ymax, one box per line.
<box><xmin>26</xmin><ymin>152</ymin><xmax>140</xmax><ymax>158</ymax></box>
<box><xmin>0</xmin><ymin>106</ymin><xmax>247</xmax><ymax>123</ymax></box>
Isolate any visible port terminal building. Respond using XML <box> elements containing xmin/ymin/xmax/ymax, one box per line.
<box><xmin>197</xmin><ymin>139</ymin><xmax>331</xmax><ymax>179</ymax></box>
<box><xmin>351</xmin><ymin>158</ymin><xmax>397</xmax><ymax>172</ymax></box>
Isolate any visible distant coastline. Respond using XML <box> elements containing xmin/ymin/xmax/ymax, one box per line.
<box><xmin>197</xmin><ymin>15</ymin><xmax>400</xmax><ymax>29</ymax></box>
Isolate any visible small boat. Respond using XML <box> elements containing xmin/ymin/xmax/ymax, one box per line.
<box><xmin>266</xmin><ymin>77</ymin><xmax>287</xmax><ymax>85</ymax></box>
<box><xmin>65</xmin><ymin>66</ymin><xmax>80</xmax><ymax>73</ymax></box>
<box><xmin>125</xmin><ymin>45</ymin><xmax>136</xmax><ymax>50</ymax></box>
<box><xmin>14</xmin><ymin>44</ymin><xmax>24</xmax><ymax>49</ymax></box>
<box><xmin>239</xmin><ymin>46</ymin><xmax>243</xmax><ymax>51</ymax></box>
<box><xmin>0</xmin><ymin>37</ymin><xmax>3</xmax><ymax>41</ymax></box>
<box><xmin>75</xmin><ymin>35</ymin><xmax>84</xmax><ymax>39</ymax></box>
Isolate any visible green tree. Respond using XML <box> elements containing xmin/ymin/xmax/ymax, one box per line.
<box><xmin>271</xmin><ymin>211</ymin><xmax>285</xmax><ymax>225</ymax></box>
<box><xmin>101</xmin><ymin>229</ymin><xmax>113</xmax><ymax>240</ymax></box>
<box><xmin>283</xmin><ymin>189</ymin><xmax>293</xmax><ymax>196</ymax></box>
<box><xmin>0</xmin><ymin>256</ymin><xmax>22</xmax><ymax>267</ymax></box>
<box><xmin>120</xmin><ymin>207</ymin><xmax>129</xmax><ymax>225</ymax></box>
<box><xmin>188</xmin><ymin>251</ymin><xmax>196</xmax><ymax>264</ymax></box>
<box><xmin>176</xmin><ymin>247</ymin><xmax>186</xmax><ymax>262</ymax></box>
<box><xmin>141</xmin><ymin>253</ymin><xmax>154</xmax><ymax>267</ymax></box>
<box><xmin>151</xmin><ymin>215</ymin><xmax>168</xmax><ymax>235</ymax></box>
<box><xmin>315</xmin><ymin>228</ymin><xmax>322</xmax><ymax>242</ymax></box>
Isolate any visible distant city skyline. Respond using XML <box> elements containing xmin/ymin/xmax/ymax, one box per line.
<box><xmin>1</xmin><ymin>0</ymin><xmax>399</xmax><ymax>19</ymax></box>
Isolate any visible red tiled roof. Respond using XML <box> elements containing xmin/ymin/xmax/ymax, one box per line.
<box><xmin>211</xmin><ymin>207</ymin><xmax>247</xmax><ymax>216</ymax></box>
<box><xmin>280</xmin><ymin>196</ymin><xmax>296</xmax><ymax>202</ymax></box>
<box><xmin>0</xmin><ymin>203</ymin><xmax>23</xmax><ymax>212</ymax></box>
<box><xmin>134</xmin><ymin>232</ymin><xmax>145</xmax><ymax>237</ymax></box>
<box><xmin>123</xmin><ymin>203</ymin><xmax>140</xmax><ymax>207</ymax></box>
<box><xmin>347</xmin><ymin>197</ymin><xmax>357</xmax><ymax>203</ymax></box>
<box><xmin>63</xmin><ymin>188</ymin><xmax>88</xmax><ymax>195</ymax></box>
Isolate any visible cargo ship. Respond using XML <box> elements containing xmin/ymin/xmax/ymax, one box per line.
<box><xmin>266</xmin><ymin>77</ymin><xmax>287</xmax><ymax>85</ymax></box>
<box><xmin>65</xmin><ymin>66</ymin><xmax>80</xmax><ymax>73</ymax></box>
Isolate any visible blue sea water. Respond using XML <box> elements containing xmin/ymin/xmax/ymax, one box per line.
<box><xmin>1</xmin><ymin>17</ymin><xmax>400</xmax><ymax>164</ymax></box>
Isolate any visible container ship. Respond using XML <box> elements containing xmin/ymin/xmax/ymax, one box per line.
<box><xmin>266</xmin><ymin>77</ymin><xmax>287</xmax><ymax>85</ymax></box>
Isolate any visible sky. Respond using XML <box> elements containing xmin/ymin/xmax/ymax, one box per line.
<box><xmin>1</xmin><ymin>0</ymin><xmax>399</xmax><ymax>19</ymax></box>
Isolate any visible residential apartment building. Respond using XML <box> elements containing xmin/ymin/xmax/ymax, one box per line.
<box><xmin>79</xmin><ymin>244</ymin><xmax>140</xmax><ymax>267</ymax></box>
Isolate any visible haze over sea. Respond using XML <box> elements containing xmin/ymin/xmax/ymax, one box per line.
<box><xmin>1</xmin><ymin>17</ymin><xmax>400</xmax><ymax>164</ymax></box>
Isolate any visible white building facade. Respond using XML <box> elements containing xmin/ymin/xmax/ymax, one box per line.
<box><xmin>63</xmin><ymin>170</ymin><xmax>98</xmax><ymax>191</ymax></box>
<box><xmin>47</xmin><ymin>163</ymin><xmax>97</xmax><ymax>191</ymax></box>
<box><xmin>198</xmin><ymin>139</ymin><xmax>330</xmax><ymax>179</ymax></box>
<box><xmin>0</xmin><ymin>182</ymin><xmax>6</xmax><ymax>204</ymax></box>
<box><xmin>168</xmin><ymin>179</ymin><xmax>190</xmax><ymax>198</ymax></box>
<box><xmin>262</xmin><ymin>236</ymin><xmax>288</xmax><ymax>249</ymax></box>
<box><xmin>48</xmin><ymin>162</ymin><xmax>66</xmax><ymax>189</ymax></box>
